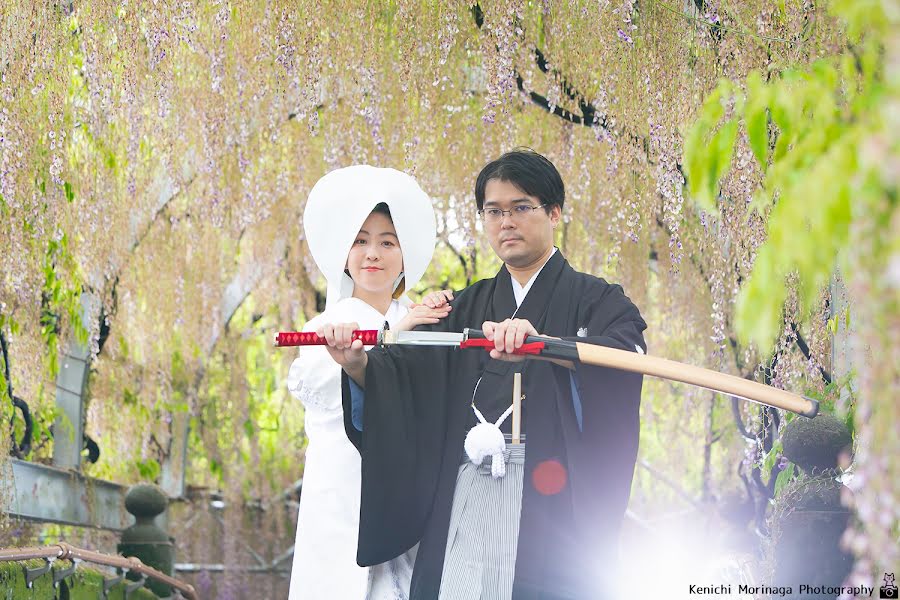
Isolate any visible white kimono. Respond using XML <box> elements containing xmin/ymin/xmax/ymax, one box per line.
<box><xmin>287</xmin><ymin>297</ymin><xmax>414</xmax><ymax>599</ymax></box>
<box><xmin>290</xmin><ymin>163</ymin><xmax>436</xmax><ymax>598</ymax></box>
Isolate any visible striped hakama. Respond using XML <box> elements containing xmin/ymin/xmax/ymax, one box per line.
<box><xmin>438</xmin><ymin>441</ymin><xmax>526</xmax><ymax>600</ymax></box>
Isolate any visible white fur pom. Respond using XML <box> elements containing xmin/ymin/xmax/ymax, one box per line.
<box><xmin>464</xmin><ymin>422</ymin><xmax>506</xmax><ymax>473</ymax></box>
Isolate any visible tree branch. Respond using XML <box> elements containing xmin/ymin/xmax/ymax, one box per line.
<box><xmin>790</xmin><ymin>321</ymin><xmax>832</xmax><ymax>384</ymax></box>
<box><xmin>731</xmin><ymin>396</ymin><xmax>754</xmax><ymax>440</ymax></box>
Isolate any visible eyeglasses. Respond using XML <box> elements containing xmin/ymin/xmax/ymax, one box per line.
<box><xmin>477</xmin><ymin>203</ymin><xmax>549</xmax><ymax>223</ymax></box>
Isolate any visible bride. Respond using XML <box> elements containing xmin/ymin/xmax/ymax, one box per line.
<box><xmin>287</xmin><ymin>165</ymin><xmax>449</xmax><ymax>599</ymax></box>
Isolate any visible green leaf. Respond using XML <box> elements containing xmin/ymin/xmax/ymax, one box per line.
<box><xmin>123</xmin><ymin>388</ymin><xmax>139</xmax><ymax>405</ymax></box>
<box><xmin>683</xmin><ymin>123</ymin><xmax>715</xmax><ymax>212</ymax></box>
<box><xmin>745</xmin><ymin>72</ymin><xmax>770</xmax><ymax>167</ymax></box>
<box><xmin>136</xmin><ymin>458</ymin><xmax>161</xmax><ymax>481</ymax></box>
<box><xmin>700</xmin><ymin>80</ymin><xmax>731</xmax><ymax>126</ymax></box>
<box><xmin>713</xmin><ymin>119</ymin><xmax>739</xmax><ymax>180</ymax></box>
<box><xmin>683</xmin><ymin>83</ymin><xmax>736</xmax><ymax>214</ymax></box>
<box><xmin>762</xmin><ymin>440</ymin><xmax>784</xmax><ymax>472</ymax></box>
<box><xmin>774</xmin><ymin>464</ymin><xmax>797</xmax><ymax>497</ymax></box>
<box><xmin>210</xmin><ymin>458</ymin><xmax>223</xmax><ymax>480</ymax></box>
<box><xmin>64</xmin><ymin>181</ymin><xmax>74</xmax><ymax>203</ymax></box>
<box><xmin>734</xmin><ymin>244</ymin><xmax>787</xmax><ymax>348</ymax></box>
<box><xmin>699</xmin><ymin>119</ymin><xmax>739</xmax><ymax>208</ymax></box>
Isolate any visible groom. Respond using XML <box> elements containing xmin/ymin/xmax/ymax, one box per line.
<box><xmin>319</xmin><ymin>148</ymin><xmax>646</xmax><ymax>599</ymax></box>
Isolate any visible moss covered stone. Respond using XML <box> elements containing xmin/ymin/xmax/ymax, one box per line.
<box><xmin>123</xmin><ymin>484</ymin><xmax>168</xmax><ymax>519</ymax></box>
<box><xmin>781</xmin><ymin>415</ymin><xmax>852</xmax><ymax>474</ymax></box>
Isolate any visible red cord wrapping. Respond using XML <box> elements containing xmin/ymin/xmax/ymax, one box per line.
<box><xmin>459</xmin><ymin>339</ymin><xmax>545</xmax><ymax>355</ymax></box>
<box><xmin>275</xmin><ymin>329</ymin><xmax>380</xmax><ymax>347</ymax></box>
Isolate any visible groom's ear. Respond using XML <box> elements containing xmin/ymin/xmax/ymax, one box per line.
<box><xmin>549</xmin><ymin>203</ymin><xmax>562</xmax><ymax>225</ymax></box>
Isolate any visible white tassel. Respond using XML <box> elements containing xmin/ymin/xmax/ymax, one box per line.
<box><xmin>491</xmin><ymin>452</ymin><xmax>506</xmax><ymax>478</ymax></box>
<box><xmin>465</xmin><ymin>381</ymin><xmax>515</xmax><ymax>479</ymax></box>
<box><xmin>464</xmin><ymin>422</ymin><xmax>506</xmax><ymax>476</ymax></box>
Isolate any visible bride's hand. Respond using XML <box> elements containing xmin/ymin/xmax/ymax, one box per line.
<box><xmin>421</xmin><ymin>289</ymin><xmax>454</xmax><ymax>308</ymax></box>
<box><xmin>395</xmin><ymin>303</ymin><xmax>451</xmax><ymax>331</ymax></box>
<box><xmin>316</xmin><ymin>322</ymin><xmax>368</xmax><ymax>373</ymax></box>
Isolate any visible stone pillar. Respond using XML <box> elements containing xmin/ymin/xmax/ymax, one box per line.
<box><xmin>769</xmin><ymin>415</ymin><xmax>854</xmax><ymax>598</ymax></box>
<box><xmin>118</xmin><ymin>483</ymin><xmax>174</xmax><ymax>597</ymax></box>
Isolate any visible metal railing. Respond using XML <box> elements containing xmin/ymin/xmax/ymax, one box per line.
<box><xmin>0</xmin><ymin>542</ymin><xmax>198</xmax><ymax>599</ymax></box>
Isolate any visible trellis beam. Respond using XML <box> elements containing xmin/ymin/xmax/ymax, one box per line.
<box><xmin>51</xmin><ymin>292</ymin><xmax>99</xmax><ymax>470</ymax></box>
<box><xmin>3</xmin><ymin>458</ymin><xmax>130</xmax><ymax>531</ymax></box>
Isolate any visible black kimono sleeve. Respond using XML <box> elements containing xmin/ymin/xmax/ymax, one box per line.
<box><xmin>562</xmin><ymin>281</ymin><xmax>647</xmax><ymax>564</ymax></box>
<box><xmin>340</xmin><ymin>323</ymin><xmax>454</xmax><ymax>567</ymax></box>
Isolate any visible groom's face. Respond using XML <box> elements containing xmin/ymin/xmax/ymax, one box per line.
<box><xmin>481</xmin><ymin>178</ymin><xmax>560</xmax><ymax>269</ymax></box>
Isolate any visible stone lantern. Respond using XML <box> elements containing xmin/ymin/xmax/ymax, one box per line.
<box><xmin>118</xmin><ymin>483</ymin><xmax>174</xmax><ymax>597</ymax></box>
<box><xmin>768</xmin><ymin>415</ymin><xmax>854</xmax><ymax>599</ymax></box>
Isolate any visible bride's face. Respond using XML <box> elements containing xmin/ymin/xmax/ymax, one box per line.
<box><xmin>346</xmin><ymin>211</ymin><xmax>403</xmax><ymax>297</ymax></box>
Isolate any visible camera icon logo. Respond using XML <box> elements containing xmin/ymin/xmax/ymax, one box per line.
<box><xmin>881</xmin><ymin>573</ymin><xmax>897</xmax><ymax>599</ymax></box>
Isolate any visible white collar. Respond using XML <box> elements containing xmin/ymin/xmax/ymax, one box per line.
<box><xmin>510</xmin><ymin>247</ymin><xmax>557</xmax><ymax>308</ymax></box>
<box><xmin>333</xmin><ymin>297</ymin><xmax>406</xmax><ymax>328</ymax></box>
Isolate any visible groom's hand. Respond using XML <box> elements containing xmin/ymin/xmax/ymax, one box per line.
<box><xmin>482</xmin><ymin>319</ymin><xmax>573</xmax><ymax>369</ymax></box>
<box><xmin>316</xmin><ymin>322</ymin><xmax>368</xmax><ymax>385</ymax></box>
<box><xmin>482</xmin><ymin>318</ymin><xmax>540</xmax><ymax>363</ymax></box>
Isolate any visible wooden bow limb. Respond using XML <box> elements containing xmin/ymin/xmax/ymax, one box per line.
<box><xmin>531</xmin><ymin>336</ymin><xmax>819</xmax><ymax>418</ymax></box>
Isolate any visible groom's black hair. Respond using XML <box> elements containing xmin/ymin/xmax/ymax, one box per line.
<box><xmin>474</xmin><ymin>148</ymin><xmax>565</xmax><ymax>213</ymax></box>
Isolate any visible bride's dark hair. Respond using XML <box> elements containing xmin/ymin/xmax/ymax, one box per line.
<box><xmin>371</xmin><ymin>201</ymin><xmax>392</xmax><ymax>220</ymax></box>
